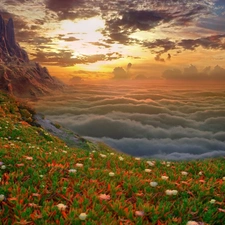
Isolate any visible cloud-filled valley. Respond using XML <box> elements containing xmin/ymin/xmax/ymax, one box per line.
<box><xmin>35</xmin><ymin>80</ymin><xmax>225</xmax><ymax>160</ymax></box>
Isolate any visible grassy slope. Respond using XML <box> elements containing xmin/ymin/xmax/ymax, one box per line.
<box><xmin>0</xmin><ymin>91</ymin><xmax>225</xmax><ymax>225</ymax></box>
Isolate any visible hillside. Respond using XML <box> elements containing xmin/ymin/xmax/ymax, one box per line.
<box><xmin>0</xmin><ymin>91</ymin><xmax>225</xmax><ymax>224</ymax></box>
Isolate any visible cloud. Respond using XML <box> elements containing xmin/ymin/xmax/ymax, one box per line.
<box><xmin>35</xmin><ymin>81</ymin><xmax>225</xmax><ymax>160</ymax></box>
<box><xmin>112</xmin><ymin>67</ymin><xmax>129</xmax><ymax>79</ymax></box>
<box><xmin>162</xmin><ymin>65</ymin><xmax>225</xmax><ymax>80</ymax></box>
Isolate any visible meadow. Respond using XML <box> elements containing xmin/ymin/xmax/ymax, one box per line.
<box><xmin>0</xmin><ymin>91</ymin><xmax>225</xmax><ymax>224</ymax></box>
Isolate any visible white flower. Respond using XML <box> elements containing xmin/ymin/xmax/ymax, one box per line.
<box><xmin>1</xmin><ymin>165</ymin><xmax>6</xmax><ymax>170</ymax></box>
<box><xmin>92</xmin><ymin>150</ymin><xmax>96</xmax><ymax>153</ymax></box>
<box><xmin>198</xmin><ymin>171</ymin><xmax>203</xmax><ymax>175</ymax></box>
<box><xmin>181</xmin><ymin>171</ymin><xmax>188</xmax><ymax>176</ymax></box>
<box><xmin>76</xmin><ymin>163</ymin><xmax>83</xmax><ymax>167</ymax></box>
<box><xmin>165</xmin><ymin>190</ymin><xmax>173</xmax><ymax>196</ymax></box>
<box><xmin>145</xmin><ymin>169</ymin><xmax>151</xmax><ymax>173</ymax></box>
<box><xmin>146</xmin><ymin>161</ymin><xmax>155</xmax><ymax>166</ymax></box>
<box><xmin>118</xmin><ymin>156</ymin><xmax>124</xmax><ymax>161</ymax></box>
<box><xmin>222</xmin><ymin>177</ymin><xmax>225</xmax><ymax>181</ymax></box>
<box><xmin>39</xmin><ymin>175</ymin><xmax>43</xmax><ymax>178</ymax></box>
<box><xmin>56</xmin><ymin>203</ymin><xmax>67</xmax><ymax>211</ymax></box>
<box><xmin>100</xmin><ymin>154</ymin><xmax>107</xmax><ymax>158</ymax></box>
<box><xmin>109</xmin><ymin>172</ymin><xmax>115</xmax><ymax>177</ymax></box>
<box><xmin>79</xmin><ymin>213</ymin><xmax>87</xmax><ymax>220</ymax></box>
<box><xmin>210</xmin><ymin>199</ymin><xmax>216</xmax><ymax>204</ymax></box>
<box><xmin>150</xmin><ymin>182</ymin><xmax>158</xmax><ymax>187</ymax></box>
<box><xmin>161</xmin><ymin>176</ymin><xmax>169</xmax><ymax>180</ymax></box>
<box><xmin>0</xmin><ymin>194</ymin><xmax>5</xmax><ymax>201</ymax></box>
<box><xmin>62</xmin><ymin>150</ymin><xmax>67</xmax><ymax>153</ymax></box>
<box><xmin>135</xmin><ymin>157</ymin><xmax>141</xmax><ymax>161</ymax></box>
<box><xmin>69</xmin><ymin>169</ymin><xmax>77</xmax><ymax>173</ymax></box>
<box><xmin>172</xmin><ymin>190</ymin><xmax>178</xmax><ymax>195</ymax></box>
<box><xmin>186</xmin><ymin>221</ymin><xmax>199</xmax><ymax>225</ymax></box>
<box><xmin>110</xmin><ymin>153</ymin><xmax>114</xmax><ymax>155</ymax></box>
<box><xmin>25</xmin><ymin>156</ymin><xmax>33</xmax><ymax>160</ymax></box>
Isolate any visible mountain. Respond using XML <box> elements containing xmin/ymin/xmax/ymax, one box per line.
<box><xmin>0</xmin><ymin>15</ymin><xmax>65</xmax><ymax>98</ymax></box>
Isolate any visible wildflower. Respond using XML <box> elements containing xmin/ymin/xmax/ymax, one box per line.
<box><xmin>165</xmin><ymin>190</ymin><xmax>173</xmax><ymax>195</ymax></box>
<box><xmin>100</xmin><ymin>154</ymin><xmax>107</xmax><ymax>158</ymax></box>
<box><xmin>56</xmin><ymin>203</ymin><xmax>67</xmax><ymax>211</ymax></box>
<box><xmin>79</xmin><ymin>213</ymin><xmax>87</xmax><ymax>220</ymax></box>
<box><xmin>25</xmin><ymin>156</ymin><xmax>33</xmax><ymax>160</ymax></box>
<box><xmin>181</xmin><ymin>171</ymin><xmax>188</xmax><ymax>176</ymax></box>
<box><xmin>135</xmin><ymin>157</ymin><xmax>141</xmax><ymax>161</ymax></box>
<box><xmin>150</xmin><ymin>182</ymin><xmax>158</xmax><ymax>187</ymax></box>
<box><xmin>198</xmin><ymin>171</ymin><xmax>203</xmax><ymax>175</ymax></box>
<box><xmin>62</xmin><ymin>150</ymin><xmax>67</xmax><ymax>153</ymax></box>
<box><xmin>161</xmin><ymin>175</ymin><xmax>169</xmax><ymax>180</ymax></box>
<box><xmin>76</xmin><ymin>163</ymin><xmax>83</xmax><ymax>167</ymax></box>
<box><xmin>92</xmin><ymin>150</ymin><xmax>96</xmax><ymax>153</ymax></box>
<box><xmin>99</xmin><ymin>194</ymin><xmax>110</xmax><ymax>200</ymax></box>
<box><xmin>172</xmin><ymin>190</ymin><xmax>178</xmax><ymax>195</ymax></box>
<box><xmin>110</xmin><ymin>153</ymin><xmax>114</xmax><ymax>155</ymax></box>
<box><xmin>146</xmin><ymin>161</ymin><xmax>155</xmax><ymax>166</ymax></box>
<box><xmin>145</xmin><ymin>169</ymin><xmax>151</xmax><ymax>173</ymax></box>
<box><xmin>109</xmin><ymin>172</ymin><xmax>115</xmax><ymax>177</ymax></box>
<box><xmin>69</xmin><ymin>169</ymin><xmax>77</xmax><ymax>173</ymax></box>
<box><xmin>186</xmin><ymin>221</ymin><xmax>199</xmax><ymax>225</ymax></box>
<box><xmin>222</xmin><ymin>177</ymin><xmax>225</xmax><ymax>181</ymax></box>
<box><xmin>118</xmin><ymin>156</ymin><xmax>124</xmax><ymax>161</ymax></box>
<box><xmin>1</xmin><ymin>165</ymin><xmax>6</xmax><ymax>170</ymax></box>
<box><xmin>135</xmin><ymin>211</ymin><xmax>145</xmax><ymax>216</ymax></box>
<box><xmin>39</xmin><ymin>175</ymin><xmax>43</xmax><ymax>178</ymax></box>
<box><xmin>210</xmin><ymin>199</ymin><xmax>216</xmax><ymax>204</ymax></box>
<box><xmin>0</xmin><ymin>194</ymin><xmax>5</xmax><ymax>201</ymax></box>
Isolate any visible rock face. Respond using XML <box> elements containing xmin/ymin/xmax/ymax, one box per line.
<box><xmin>0</xmin><ymin>15</ymin><xmax>65</xmax><ymax>98</ymax></box>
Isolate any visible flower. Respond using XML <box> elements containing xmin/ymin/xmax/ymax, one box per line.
<box><xmin>76</xmin><ymin>163</ymin><xmax>83</xmax><ymax>167</ymax></box>
<box><xmin>118</xmin><ymin>156</ymin><xmax>124</xmax><ymax>161</ymax></box>
<box><xmin>100</xmin><ymin>154</ymin><xmax>107</xmax><ymax>158</ymax></box>
<box><xmin>79</xmin><ymin>213</ymin><xmax>87</xmax><ymax>220</ymax></box>
<box><xmin>172</xmin><ymin>190</ymin><xmax>178</xmax><ymax>195</ymax></box>
<box><xmin>161</xmin><ymin>176</ymin><xmax>169</xmax><ymax>180</ymax></box>
<box><xmin>135</xmin><ymin>157</ymin><xmax>141</xmax><ymax>161</ymax></box>
<box><xmin>25</xmin><ymin>156</ymin><xmax>33</xmax><ymax>160</ymax></box>
<box><xmin>56</xmin><ymin>203</ymin><xmax>67</xmax><ymax>211</ymax></box>
<box><xmin>0</xmin><ymin>194</ymin><xmax>5</xmax><ymax>201</ymax></box>
<box><xmin>150</xmin><ymin>182</ymin><xmax>158</xmax><ymax>187</ymax></box>
<box><xmin>145</xmin><ymin>169</ymin><xmax>151</xmax><ymax>173</ymax></box>
<box><xmin>99</xmin><ymin>194</ymin><xmax>110</xmax><ymax>200</ymax></box>
<box><xmin>165</xmin><ymin>190</ymin><xmax>173</xmax><ymax>196</ymax></box>
<box><xmin>186</xmin><ymin>221</ymin><xmax>199</xmax><ymax>225</ymax></box>
<box><xmin>1</xmin><ymin>165</ymin><xmax>6</xmax><ymax>170</ymax></box>
<box><xmin>109</xmin><ymin>172</ymin><xmax>115</xmax><ymax>177</ymax></box>
<box><xmin>198</xmin><ymin>171</ymin><xmax>203</xmax><ymax>175</ymax></box>
<box><xmin>69</xmin><ymin>169</ymin><xmax>77</xmax><ymax>173</ymax></box>
<box><xmin>210</xmin><ymin>199</ymin><xmax>216</xmax><ymax>204</ymax></box>
<box><xmin>181</xmin><ymin>171</ymin><xmax>188</xmax><ymax>176</ymax></box>
<box><xmin>146</xmin><ymin>161</ymin><xmax>155</xmax><ymax>166</ymax></box>
<box><xmin>222</xmin><ymin>177</ymin><xmax>225</xmax><ymax>181</ymax></box>
<box><xmin>0</xmin><ymin>162</ymin><xmax>3</xmax><ymax>166</ymax></box>
<box><xmin>135</xmin><ymin>211</ymin><xmax>145</xmax><ymax>216</ymax></box>
<box><xmin>110</xmin><ymin>153</ymin><xmax>114</xmax><ymax>155</ymax></box>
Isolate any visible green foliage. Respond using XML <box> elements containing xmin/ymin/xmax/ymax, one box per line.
<box><xmin>0</xmin><ymin>91</ymin><xmax>225</xmax><ymax>224</ymax></box>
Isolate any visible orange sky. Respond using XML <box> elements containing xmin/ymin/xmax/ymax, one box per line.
<box><xmin>0</xmin><ymin>0</ymin><xmax>225</xmax><ymax>81</ymax></box>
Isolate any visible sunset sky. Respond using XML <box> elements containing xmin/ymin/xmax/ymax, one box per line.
<box><xmin>1</xmin><ymin>0</ymin><xmax>225</xmax><ymax>80</ymax></box>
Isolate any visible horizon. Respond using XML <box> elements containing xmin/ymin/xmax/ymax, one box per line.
<box><xmin>0</xmin><ymin>0</ymin><xmax>225</xmax><ymax>81</ymax></box>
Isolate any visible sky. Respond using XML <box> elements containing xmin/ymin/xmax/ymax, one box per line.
<box><xmin>1</xmin><ymin>0</ymin><xmax>225</xmax><ymax>80</ymax></box>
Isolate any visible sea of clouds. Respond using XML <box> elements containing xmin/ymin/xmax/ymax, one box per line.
<box><xmin>35</xmin><ymin>80</ymin><xmax>225</xmax><ymax>160</ymax></box>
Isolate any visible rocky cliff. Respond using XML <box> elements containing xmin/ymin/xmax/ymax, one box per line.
<box><xmin>0</xmin><ymin>15</ymin><xmax>65</xmax><ymax>98</ymax></box>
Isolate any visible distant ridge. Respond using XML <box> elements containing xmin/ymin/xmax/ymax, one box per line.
<box><xmin>0</xmin><ymin>15</ymin><xmax>65</xmax><ymax>98</ymax></box>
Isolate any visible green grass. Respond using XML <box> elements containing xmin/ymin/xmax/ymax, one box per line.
<box><xmin>0</xmin><ymin>91</ymin><xmax>225</xmax><ymax>225</ymax></box>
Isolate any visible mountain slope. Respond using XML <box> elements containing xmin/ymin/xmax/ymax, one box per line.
<box><xmin>0</xmin><ymin>15</ymin><xmax>64</xmax><ymax>98</ymax></box>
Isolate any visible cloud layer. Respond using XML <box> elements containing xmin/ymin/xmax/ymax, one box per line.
<box><xmin>35</xmin><ymin>80</ymin><xmax>225</xmax><ymax>160</ymax></box>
